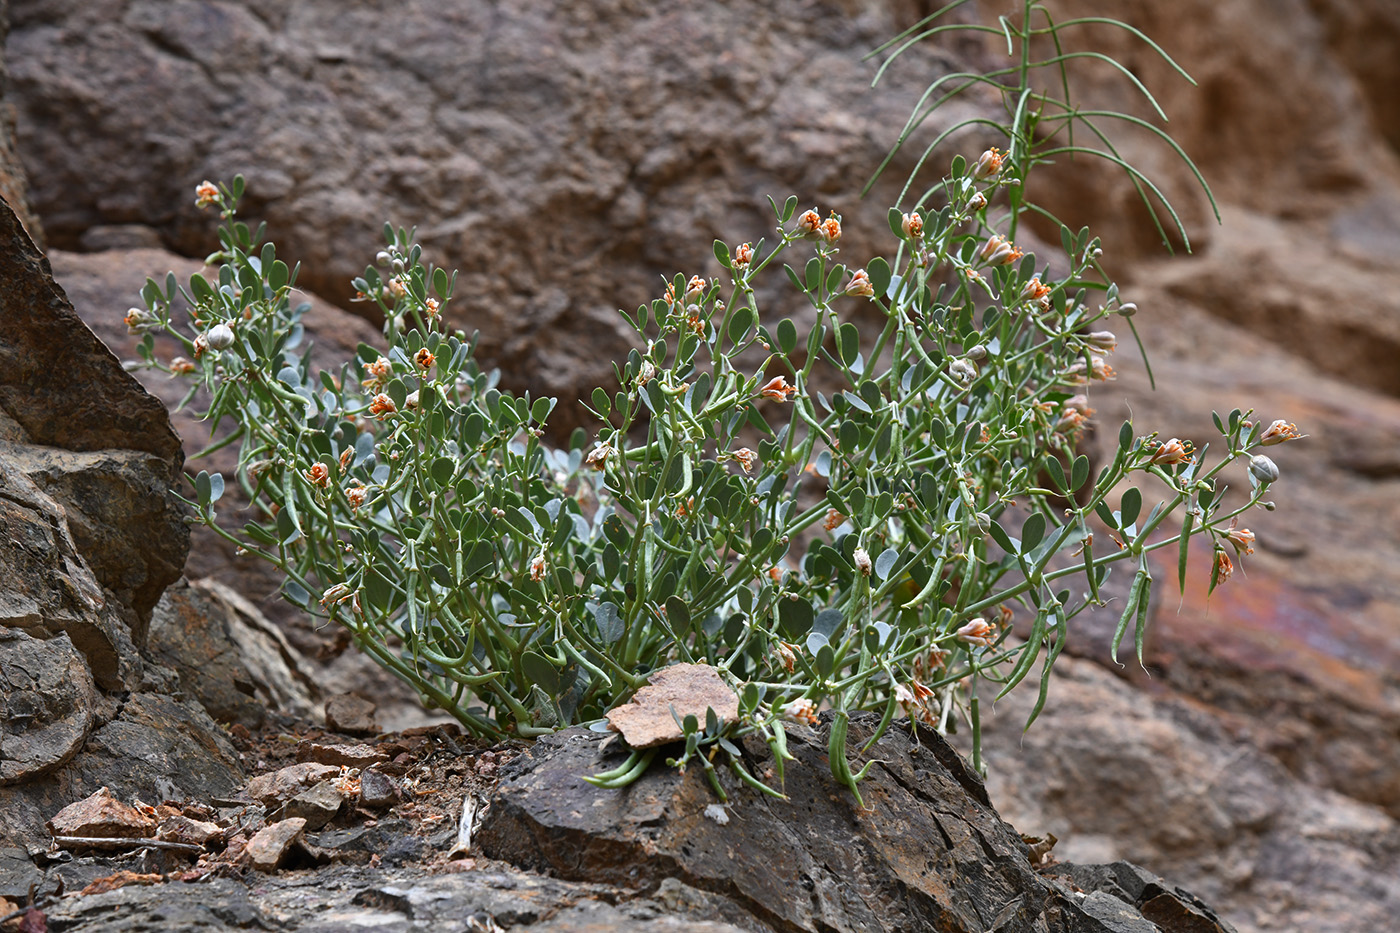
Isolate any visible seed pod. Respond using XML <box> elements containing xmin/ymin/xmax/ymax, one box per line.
<box><xmin>206</xmin><ymin>323</ymin><xmax>235</xmax><ymax>350</ymax></box>
<box><xmin>1248</xmin><ymin>454</ymin><xmax>1279</xmax><ymax>484</ymax></box>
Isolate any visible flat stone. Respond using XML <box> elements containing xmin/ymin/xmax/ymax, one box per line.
<box><xmin>156</xmin><ymin>813</ymin><xmax>223</xmax><ymax>847</ymax></box>
<box><xmin>245</xmin><ymin>763</ymin><xmax>340</xmax><ymax>808</ymax></box>
<box><xmin>357</xmin><ymin>769</ymin><xmax>400</xmax><ymax>810</ymax></box>
<box><xmin>302</xmin><ymin>743</ymin><xmax>389</xmax><ymax>769</ymax></box>
<box><xmin>604</xmin><ymin>664</ymin><xmax>739</xmax><ymax>749</ymax></box>
<box><xmin>284</xmin><ymin>780</ymin><xmax>344</xmax><ymax>831</ymax></box>
<box><xmin>246</xmin><ymin>818</ymin><xmax>307</xmax><ymax>872</ymax></box>
<box><xmin>48</xmin><ymin>786</ymin><xmax>155</xmax><ymax>839</ymax></box>
<box><xmin>324</xmin><ymin>695</ymin><xmax>379</xmax><ymax>736</ymax></box>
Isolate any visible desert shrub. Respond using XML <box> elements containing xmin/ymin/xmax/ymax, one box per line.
<box><xmin>128</xmin><ymin>3</ymin><xmax>1300</xmax><ymax>802</ymax></box>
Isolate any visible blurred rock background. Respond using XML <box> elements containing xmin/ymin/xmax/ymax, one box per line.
<box><xmin>4</xmin><ymin>1</ymin><xmax>1399</xmax><ymax>930</ymax></box>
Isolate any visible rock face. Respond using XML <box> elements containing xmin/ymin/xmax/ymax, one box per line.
<box><xmin>5</xmin><ymin>1</ymin><xmax>952</xmax><ymax>422</ymax></box>
<box><xmin>0</xmin><ymin>0</ymin><xmax>41</xmax><ymax>244</ymax></box>
<box><xmin>478</xmin><ymin>717</ymin><xmax>1232</xmax><ymax>933</ymax></box>
<box><xmin>0</xmin><ymin>194</ymin><xmax>242</xmax><ymax>847</ymax></box>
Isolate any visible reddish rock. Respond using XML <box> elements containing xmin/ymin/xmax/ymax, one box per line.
<box><xmin>357</xmin><ymin>769</ymin><xmax>400</xmax><ymax>810</ymax></box>
<box><xmin>605</xmin><ymin>664</ymin><xmax>739</xmax><ymax>749</ymax></box>
<box><xmin>244</xmin><ymin>763</ymin><xmax>340</xmax><ymax>808</ymax></box>
<box><xmin>156</xmin><ymin>813</ymin><xmax>223</xmax><ymax>847</ymax></box>
<box><xmin>324</xmin><ymin>695</ymin><xmax>379</xmax><ymax>736</ymax></box>
<box><xmin>283</xmin><ymin>780</ymin><xmax>344</xmax><ymax>831</ymax></box>
<box><xmin>245</xmin><ymin>818</ymin><xmax>307</xmax><ymax>873</ymax></box>
<box><xmin>47</xmin><ymin>787</ymin><xmax>155</xmax><ymax>839</ymax></box>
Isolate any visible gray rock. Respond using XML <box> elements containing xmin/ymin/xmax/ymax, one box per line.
<box><xmin>357</xmin><ymin>769</ymin><xmax>400</xmax><ymax>810</ymax></box>
<box><xmin>284</xmin><ymin>780</ymin><xmax>344</xmax><ymax>831</ymax></box>
<box><xmin>245</xmin><ymin>763</ymin><xmax>341</xmax><ymax>809</ymax></box>
<box><xmin>0</xmin><ymin>629</ymin><xmax>94</xmax><ymax>785</ymax></box>
<box><xmin>325</xmin><ymin>695</ymin><xmax>380</xmax><ymax>736</ymax></box>
<box><xmin>247</xmin><ymin>817</ymin><xmax>307</xmax><ymax>872</ymax></box>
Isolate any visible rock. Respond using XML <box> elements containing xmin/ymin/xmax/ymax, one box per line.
<box><xmin>147</xmin><ymin>577</ymin><xmax>321</xmax><ymax>729</ymax></box>
<box><xmin>246</xmin><ymin>818</ymin><xmax>307</xmax><ymax>873</ymax></box>
<box><xmin>77</xmin><ymin>225</ymin><xmax>163</xmax><ymax>252</ymax></box>
<box><xmin>47</xmin><ymin>787</ymin><xmax>155</xmax><ymax>840</ymax></box>
<box><xmin>283</xmin><ymin>781</ymin><xmax>344</xmax><ymax>831</ymax></box>
<box><xmin>6</xmin><ymin>1</ymin><xmax>953</xmax><ymax>428</ymax></box>
<box><xmin>477</xmin><ymin>715</ymin><xmax>1209</xmax><ymax>932</ymax></box>
<box><xmin>605</xmin><ymin>664</ymin><xmax>740</xmax><ymax>749</ymax></box>
<box><xmin>324</xmin><ymin>695</ymin><xmax>380</xmax><ymax>736</ymax></box>
<box><xmin>0</xmin><ymin>846</ymin><xmax>43</xmax><ymax>900</ymax></box>
<box><xmin>356</xmin><ymin>769</ymin><xmax>400</xmax><ymax>810</ymax></box>
<box><xmin>0</xmin><ymin>4</ymin><xmax>42</xmax><ymax>246</ymax></box>
<box><xmin>155</xmin><ymin>813</ymin><xmax>223</xmax><ymax>848</ymax></box>
<box><xmin>0</xmin><ymin>629</ymin><xmax>95</xmax><ymax>785</ymax></box>
<box><xmin>301</xmin><ymin>743</ymin><xmax>389</xmax><ymax>769</ymax></box>
<box><xmin>245</xmin><ymin>763</ymin><xmax>341</xmax><ymax>809</ymax></box>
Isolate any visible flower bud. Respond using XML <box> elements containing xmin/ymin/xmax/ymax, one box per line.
<box><xmin>1249</xmin><ymin>454</ymin><xmax>1280</xmax><ymax>484</ymax></box>
<box><xmin>901</xmin><ymin>212</ymin><xmax>924</xmax><ymax>239</ymax></box>
<box><xmin>967</xmin><ymin>192</ymin><xmax>987</xmax><ymax>212</ymax></box>
<box><xmin>971</xmin><ymin>147</ymin><xmax>1005</xmax><ymax>180</ymax></box>
<box><xmin>206</xmin><ymin>323</ymin><xmax>235</xmax><ymax>350</ymax></box>
<box><xmin>948</xmin><ymin>358</ymin><xmax>978</xmax><ymax>385</ymax></box>
<box><xmin>964</xmin><ymin>344</ymin><xmax>987</xmax><ymax>362</ymax></box>
<box><xmin>1117</xmin><ymin>302</ymin><xmax>1138</xmax><ymax>317</ymax></box>
<box><xmin>853</xmin><ymin>547</ymin><xmax>872</xmax><ymax>576</ymax></box>
<box><xmin>1084</xmin><ymin>331</ymin><xmax>1117</xmax><ymax>352</ymax></box>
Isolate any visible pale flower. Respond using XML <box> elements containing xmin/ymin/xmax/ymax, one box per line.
<box><xmin>757</xmin><ymin>375</ymin><xmax>797</xmax><ymax>401</ymax></box>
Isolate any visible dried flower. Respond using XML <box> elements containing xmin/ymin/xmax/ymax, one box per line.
<box><xmin>1212</xmin><ymin>548</ymin><xmax>1234</xmax><ymax>586</ymax></box>
<box><xmin>636</xmin><ymin>360</ymin><xmax>656</xmax><ymax>386</ymax></box>
<box><xmin>967</xmin><ymin>191</ymin><xmax>988</xmax><ymax>212</ymax></box>
<box><xmin>386</xmin><ymin>278</ymin><xmax>408</xmax><ymax>301</ymax></box>
<box><xmin>424</xmin><ymin>298</ymin><xmax>440</xmax><ymax>317</ymax></box>
<box><xmin>781</xmin><ymin>698</ymin><xmax>819</xmax><ymax>726</ymax></box>
<box><xmin>853</xmin><ymin>547</ymin><xmax>872</xmax><ymax>576</ymax></box>
<box><xmin>844</xmin><ymin>269</ymin><xmax>874</xmax><ymax>298</ymax></box>
<box><xmin>169</xmin><ymin>356</ymin><xmax>196</xmax><ymax>375</ymax></box>
<box><xmin>529</xmin><ymin>552</ymin><xmax>548</xmax><ymax>582</ymax></box>
<box><xmin>1259</xmin><ymin>419</ymin><xmax>1303</xmax><ymax>446</ymax></box>
<box><xmin>415</xmin><ymin>347</ymin><xmax>435</xmax><ymax>370</ymax></box>
<box><xmin>345</xmin><ymin>479</ymin><xmax>369</xmax><ymax>509</ymax></box>
<box><xmin>195</xmin><ymin>180</ymin><xmax>219</xmax><ymax>208</ymax></box>
<box><xmin>1224</xmin><ymin>521</ymin><xmax>1255</xmax><ymax>555</ymax></box>
<box><xmin>978</xmin><ymin>234</ymin><xmax>1023</xmax><ymax>267</ymax></box>
<box><xmin>972</xmin><ymin>147</ymin><xmax>1005</xmax><ymax>180</ymax></box>
<box><xmin>124</xmin><ymin>307</ymin><xmax>155</xmax><ymax>334</ymax></box>
<box><xmin>795</xmin><ymin>209</ymin><xmax>822</xmax><ymax>236</ymax></box>
<box><xmin>403</xmin><ymin>390</ymin><xmax>420</xmax><ymax>410</ymax></box>
<box><xmin>731</xmin><ymin>447</ymin><xmax>758</xmax><ymax>473</ymax></box>
<box><xmin>733</xmin><ymin>242</ymin><xmax>754</xmax><ymax>268</ymax></box>
<box><xmin>823</xmin><ymin>508</ymin><xmax>846</xmax><ymax>532</ymax></box>
<box><xmin>585</xmin><ymin>443</ymin><xmax>613</xmax><ymax>469</ymax></box>
<box><xmin>1021</xmin><ymin>277</ymin><xmax>1051</xmax><ymax>304</ymax></box>
<box><xmin>901</xmin><ymin>212</ymin><xmax>924</xmax><ymax>239</ymax></box>
<box><xmin>820</xmin><ymin>215</ymin><xmax>842</xmax><ymax>244</ymax></box>
<box><xmin>685</xmin><ymin>275</ymin><xmax>707</xmax><ymax>302</ymax></box>
<box><xmin>362</xmin><ymin>356</ymin><xmax>392</xmax><ymax>388</ymax></box>
<box><xmin>1148</xmin><ymin>438</ymin><xmax>1193</xmax><ymax>465</ymax></box>
<box><xmin>948</xmin><ymin>358</ymin><xmax>978</xmax><ymax>385</ymax></box>
<box><xmin>1249</xmin><ymin>454</ymin><xmax>1280</xmax><ymax>484</ymax></box>
<box><xmin>369</xmin><ymin>394</ymin><xmax>398</xmax><ymax>419</ymax></box>
<box><xmin>339</xmin><ymin>447</ymin><xmax>354</xmax><ymax>470</ymax></box>
<box><xmin>956</xmin><ymin>618</ymin><xmax>995</xmax><ymax>647</ymax></box>
<box><xmin>774</xmin><ymin>641</ymin><xmax>798</xmax><ymax>674</ymax></box>
<box><xmin>320</xmin><ymin>583</ymin><xmax>354</xmax><ymax>608</ymax></box>
<box><xmin>192</xmin><ymin>333</ymin><xmax>210</xmax><ymax>359</ymax></box>
<box><xmin>757</xmin><ymin>375</ymin><xmax>797</xmax><ymax>401</ymax></box>
<box><xmin>305</xmin><ymin>463</ymin><xmax>330</xmax><ymax>488</ymax></box>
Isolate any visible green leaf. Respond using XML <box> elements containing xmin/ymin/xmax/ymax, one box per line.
<box><xmin>1119</xmin><ymin>486</ymin><xmax>1142</xmax><ymax>526</ymax></box>
<box><xmin>837</xmin><ymin>322</ymin><xmax>860</xmax><ymax>366</ymax></box>
<box><xmin>806</xmin><ymin>322</ymin><xmax>827</xmax><ymax>361</ymax></box>
<box><xmin>1118</xmin><ymin>421</ymin><xmax>1133</xmax><ymax>453</ymax></box>
<box><xmin>521</xmin><ymin>651</ymin><xmax>560</xmax><ymax>694</ymax></box>
<box><xmin>430</xmin><ymin>456</ymin><xmax>455</xmax><ymax>488</ymax></box>
<box><xmin>1021</xmin><ymin>513</ymin><xmax>1046</xmax><ymax>551</ymax></box>
<box><xmin>1177</xmin><ymin>509</ymin><xmax>1194</xmax><ymax>594</ymax></box>
<box><xmin>989</xmin><ymin>520</ymin><xmax>1018</xmax><ymax>555</ymax></box>
<box><xmin>804</xmin><ymin>257</ymin><xmax>822</xmax><ymax>292</ymax></box>
<box><xmin>595</xmin><ymin>601</ymin><xmax>624</xmax><ymax>643</ymax></box>
<box><xmin>591</xmin><ymin>386</ymin><xmax>611</xmax><ymax>417</ymax></box>
<box><xmin>665</xmin><ymin>596</ymin><xmax>691</xmax><ymax>633</ymax></box>
<box><xmin>816</xmin><ymin>643</ymin><xmax>836</xmax><ymax>678</ymax></box>
<box><xmin>1071</xmin><ymin>454</ymin><xmax>1090</xmax><ymax>492</ymax></box>
<box><xmin>781</xmin><ymin>195</ymin><xmax>798</xmax><ymax>223</ymax></box>
<box><xmin>776</xmin><ymin>318</ymin><xmax>798</xmax><ymax>355</ymax></box>
<box><xmin>194</xmin><ymin>470</ymin><xmax>211</xmax><ymax>504</ymax></box>
<box><xmin>867</xmin><ymin>257</ymin><xmax>892</xmax><ymax>297</ymax></box>
<box><xmin>712</xmin><ymin>239</ymin><xmax>731</xmax><ymax>269</ymax></box>
<box><xmin>530</xmin><ymin>396</ymin><xmax>555</xmax><ymax>424</ymax></box>
<box><xmin>727</xmin><ymin>305</ymin><xmax>755</xmax><ymax>344</ymax></box>
<box><xmin>1045</xmin><ymin>458</ymin><xmax>1069</xmax><ymax>494</ymax></box>
<box><xmin>777</xmin><ymin>597</ymin><xmax>815</xmax><ymax>638</ymax></box>
<box><xmin>874</xmin><ymin>548</ymin><xmax>899</xmax><ymax>581</ymax></box>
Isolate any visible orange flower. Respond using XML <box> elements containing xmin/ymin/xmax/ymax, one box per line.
<box><xmin>1224</xmin><ymin>521</ymin><xmax>1255</xmax><ymax>555</ymax></box>
<box><xmin>820</xmin><ymin>215</ymin><xmax>842</xmax><ymax>244</ymax></box>
<box><xmin>194</xmin><ymin>180</ymin><xmax>219</xmax><ymax>208</ymax></box>
<box><xmin>169</xmin><ymin>356</ymin><xmax>196</xmax><ymax>375</ymax></box>
<box><xmin>823</xmin><ymin>508</ymin><xmax>846</xmax><ymax>531</ymax></box>
<box><xmin>979</xmin><ymin>234</ymin><xmax>1023</xmax><ymax>267</ymax></box>
<box><xmin>1213</xmin><ymin>548</ymin><xmax>1233</xmax><ymax>586</ymax></box>
<box><xmin>424</xmin><ymin>298</ymin><xmax>440</xmax><ymax>317</ymax></box>
<box><xmin>304</xmin><ymin>463</ymin><xmax>330</xmax><ymax>488</ymax></box>
<box><xmin>345</xmin><ymin>483</ymin><xmax>369</xmax><ymax>511</ymax></box>
<box><xmin>956</xmin><ymin>618</ymin><xmax>995</xmax><ymax>647</ymax></box>
<box><xmin>731</xmin><ymin>447</ymin><xmax>758</xmax><ymax>473</ymax></box>
<box><xmin>733</xmin><ymin>242</ymin><xmax>754</xmax><ymax>268</ymax></box>
<box><xmin>781</xmin><ymin>698</ymin><xmax>819</xmax><ymax>725</ymax></box>
<box><xmin>972</xmin><ymin>147</ymin><xmax>1005</xmax><ymax>180</ymax></box>
<box><xmin>795</xmin><ymin>209</ymin><xmax>822</xmax><ymax>236</ymax></box>
<box><xmin>368</xmin><ymin>394</ymin><xmax>398</xmax><ymax>419</ymax></box>
<box><xmin>844</xmin><ymin>269</ymin><xmax>874</xmax><ymax>298</ymax></box>
<box><xmin>414</xmin><ymin>347</ymin><xmax>435</xmax><ymax>370</ymax></box>
<box><xmin>1147</xmin><ymin>438</ymin><xmax>1193</xmax><ymax>465</ymax></box>
<box><xmin>757</xmin><ymin>375</ymin><xmax>797</xmax><ymax>401</ymax></box>
<box><xmin>1259</xmin><ymin>419</ymin><xmax>1303</xmax><ymax>446</ymax></box>
<box><xmin>901</xmin><ymin>212</ymin><xmax>924</xmax><ymax>239</ymax></box>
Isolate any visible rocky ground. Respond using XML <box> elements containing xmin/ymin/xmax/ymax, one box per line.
<box><xmin>5</xmin><ymin>1</ymin><xmax>1400</xmax><ymax>931</ymax></box>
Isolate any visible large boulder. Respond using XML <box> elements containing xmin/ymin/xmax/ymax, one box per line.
<box><xmin>4</xmin><ymin>1</ymin><xmax>959</xmax><ymax>423</ymax></box>
<box><xmin>0</xmin><ymin>195</ymin><xmax>242</xmax><ymax>848</ymax></box>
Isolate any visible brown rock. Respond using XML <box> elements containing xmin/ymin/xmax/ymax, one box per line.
<box><xmin>324</xmin><ymin>695</ymin><xmax>379</xmax><ymax>736</ymax></box>
<box><xmin>155</xmin><ymin>813</ymin><xmax>223</xmax><ymax>847</ymax></box>
<box><xmin>245</xmin><ymin>817</ymin><xmax>307</xmax><ymax>873</ymax></box>
<box><xmin>283</xmin><ymin>780</ymin><xmax>344</xmax><ymax>831</ymax></box>
<box><xmin>0</xmin><ymin>8</ymin><xmax>42</xmax><ymax>245</ymax></box>
<box><xmin>301</xmin><ymin>743</ymin><xmax>389</xmax><ymax>769</ymax></box>
<box><xmin>244</xmin><ymin>763</ymin><xmax>341</xmax><ymax>808</ymax></box>
<box><xmin>605</xmin><ymin>664</ymin><xmax>739</xmax><ymax>749</ymax></box>
<box><xmin>357</xmin><ymin>769</ymin><xmax>400</xmax><ymax>810</ymax></box>
<box><xmin>47</xmin><ymin>787</ymin><xmax>155</xmax><ymax>839</ymax></box>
